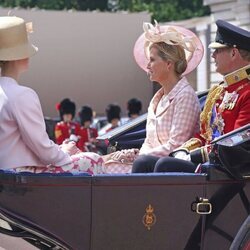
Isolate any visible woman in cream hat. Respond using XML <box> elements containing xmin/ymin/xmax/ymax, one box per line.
<box><xmin>104</xmin><ymin>21</ymin><xmax>204</xmax><ymax>173</ymax></box>
<box><xmin>0</xmin><ymin>16</ymin><xmax>105</xmax><ymax>174</ymax></box>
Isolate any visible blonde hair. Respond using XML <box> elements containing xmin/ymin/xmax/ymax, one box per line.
<box><xmin>150</xmin><ymin>42</ymin><xmax>187</xmax><ymax>75</ymax></box>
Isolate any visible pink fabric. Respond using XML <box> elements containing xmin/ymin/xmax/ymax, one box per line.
<box><xmin>105</xmin><ymin>163</ymin><xmax>132</xmax><ymax>174</ymax></box>
<box><xmin>0</xmin><ymin>77</ymin><xmax>71</xmax><ymax>169</ymax></box>
<box><xmin>140</xmin><ymin>77</ymin><xmax>200</xmax><ymax>157</ymax></box>
<box><xmin>12</xmin><ymin>152</ymin><xmax>106</xmax><ymax>175</ymax></box>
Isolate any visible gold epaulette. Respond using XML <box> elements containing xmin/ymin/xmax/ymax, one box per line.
<box><xmin>54</xmin><ymin>129</ymin><xmax>62</xmax><ymax>139</ymax></box>
<box><xmin>224</xmin><ymin>65</ymin><xmax>250</xmax><ymax>85</ymax></box>
<box><xmin>180</xmin><ymin>138</ymin><xmax>203</xmax><ymax>151</ymax></box>
<box><xmin>200</xmin><ymin>85</ymin><xmax>224</xmax><ymax>142</ymax></box>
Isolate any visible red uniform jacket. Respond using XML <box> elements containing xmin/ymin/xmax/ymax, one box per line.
<box><xmin>180</xmin><ymin>67</ymin><xmax>250</xmax><ymax>164</ymax></box>
<box><xmin>197</xmin><ymin>77</ymin><xmax>250</xmax><ymax>146</ymax></box>
<box><xmin>54</xmin><ymin>121</ymin><xmax>81</xmax><ymax>145</ymax></box>
<box><xmin>77</xmin><ymin>127</ymin><xmax>98</xmax><ymax>152</ymax></box>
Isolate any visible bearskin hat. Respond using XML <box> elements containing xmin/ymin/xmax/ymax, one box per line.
<box><xmin>106</xmin><ymin>103</ymin><xmax>121</xmax><ymax>123</ymax></box>
<box><xmin>127</xmin><ymin>98</ymin><xmax>142</xmax><ymax>117</ymax></box>
<box><xmin>79</xmin><ymin>105</ymin><xmax>93</xmax><ymax>125</ymax></box>
<box><xmin>57</xmin><ymin>98</ymin><xmax>76</xmax><ymax>120</ymax></box>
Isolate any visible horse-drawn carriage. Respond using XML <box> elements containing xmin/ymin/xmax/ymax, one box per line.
<box><xmin>0</xmin><ymin>91</ymin><xmax>250</xmax><ymax>250</ymax></box>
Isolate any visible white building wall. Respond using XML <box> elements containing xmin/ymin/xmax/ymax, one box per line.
<box><xmin>0</xmin><ymin>8</ymin><xmax>152</xmax><ymax>117</ymax></box>
<box><xmin>165</xmin><ymin>16</ymin><xmax>212</xmax><ymax>91</ymax></box>
<box><xmin>2</xmin><ymin>2</ymin><xmax>247</xmax><ymax>116</ymax></box>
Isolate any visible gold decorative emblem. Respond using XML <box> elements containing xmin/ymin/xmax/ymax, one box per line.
<box><xmin>234</xmin><ymin>75</ymin><xmax>239</xmax><ymax>82</ymax></box>
<box><xmin>54</xmin><ymin>129</ymin><xmax>62</xmax><ymax>139</ymax></box>
<box><xmin>142</xmin><ymin>204</ymin><xmax>156</xmax><ymax>230</ymax></box>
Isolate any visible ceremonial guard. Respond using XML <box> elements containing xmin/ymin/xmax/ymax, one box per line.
<box><xmin>127</xmin><ymin>98</ymin><xmax>142</xmax><ymax>120</ymax></box>
<box><xmin>54</xmin><ymin>98</ymin><xmax>81</xmax><ymax>145</ymax></box>
<box><xmin>105</xmin><ymin>103</ymin><xmax>121</xmax><ymax>132</ymax></box>
<box><xmin>77</xmin><ymin>105</ymin><xmax>98</xmax><ymax>152</ymax></box>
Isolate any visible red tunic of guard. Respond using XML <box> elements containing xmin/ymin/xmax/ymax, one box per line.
<box><xmin>77</xmin><ymin>127</ymin><xmax>98</xmax><ymax>152</ymax></box>
<box><xmin>54</xmin><ymin>121</ymin><xmax>81</xmax><ymax>145</ymax></box>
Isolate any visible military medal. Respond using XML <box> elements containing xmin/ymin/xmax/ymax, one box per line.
<box><xmin>213</xmin><ymin>113</ymin><xmax>225</xmax><ymax>134</ymax></box>
<box><xmin>219</xmin><ymin>91</ymin><xmax>239</xmax><ymax>111</ymax></box>
<box><xmin>221</xmin><ymin>81</ymin><xmax>249</xmax><ymax>111</ymax></box>
<box><xmin>227</xmin><ymin>91</ymin><xmax>238</xmax><ymax>110</ymax></box>
<box><xmin>213</xmin><ymin>82</ymin><xmax>249</xmax><ymax>137</ymax></box>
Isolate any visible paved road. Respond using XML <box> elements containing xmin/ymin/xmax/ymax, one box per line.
<box><xmin>0</xmin><ymin>220</ymin><xmax>38</xmax><ymax>250</ymax></box>
<box><xmin>0</xmin><ymin>234</ymin><xmax>38</xmax><ymax>250</ymax></box>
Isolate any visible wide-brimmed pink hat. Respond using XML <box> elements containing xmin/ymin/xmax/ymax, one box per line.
<box><xmin>133</xmin><ymin>21</ymin><xmax>204</xmax><ymax>76</ymax></box>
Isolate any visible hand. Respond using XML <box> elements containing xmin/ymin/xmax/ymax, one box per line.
<box><xmin>61</xmin><ymin>140</ymin><xmax>82</xmax><ymax>156</ymax></box>
<box><xmin>69</xmin><ymin>134</ymin><xmax>79</xmax><ymax>142</ymax></box>
<box><xmin>110</xmin><ymin>148</ymin><xmax>139</xmax><ymax>163</ymax></box>
<box><xmin>174</xmin><ymin>151</ymin><xmax>191</xmax><ymax>161</ymax></box>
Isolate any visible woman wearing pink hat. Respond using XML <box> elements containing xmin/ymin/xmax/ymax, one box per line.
<box><xmin>104</xmin><ymin>21</ymin><xmax>204</xmax><ymax>173</ymax></box>
<box><xmin>0</xmin><ymin>16</ymin><xmax>105</xmax><ymax>175</ymax></box>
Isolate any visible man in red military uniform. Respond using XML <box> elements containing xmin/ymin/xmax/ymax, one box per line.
<box><xmin>54</xmin><ymin>98</ymin><xmax>81</xmax><ymax>145</ymax></box>
<box><xmin>132</xmin><ymin>19</ymin><xmax>250</xmax><ymax>173</ymax></box>
<box><xmin>77</xmin><ymin>105</ymin><xmax>98</xmax><ymax>152</ymax></box>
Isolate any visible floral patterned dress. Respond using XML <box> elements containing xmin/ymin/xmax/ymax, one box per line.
<box><xmin>12</xmin><ymin>152</ymin><xmax>106</xmax><ymax>175</ymax></box>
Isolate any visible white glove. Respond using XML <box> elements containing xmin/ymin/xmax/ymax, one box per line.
<box><xmin>174</xmin><ymin>151</ymin><xmax>191</xmax><ymax>161</ymax></box>
<box><xmin>110</xmin><ymin>149</ymin><xmax>139</xmax><ymax>163</ymax></box>
<box><xmin>69</xmin><ymin>134</ymin><xmax>79</xmax><ymax>142</ymax></box>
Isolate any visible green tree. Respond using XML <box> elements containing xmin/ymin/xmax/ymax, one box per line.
<box><xmin>0</xmin><ymin>0</ymin><xmax>210</xmax><ymax>21</ymax></box>
<box><xmin>0</xmin><ymin>0</ymin><xmax>108</xmax><ymax>10</ymax></box>
<box><xmin>118</xmin><ymin>0</ymin><xmax>210</xmax><ymax>22</ymax></box>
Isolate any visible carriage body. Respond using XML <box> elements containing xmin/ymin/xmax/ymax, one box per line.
<box><xmin>0</xmin><ymin>91</ymin><xmax>250</xmax><ymax>250</ymax></box>
<box><xmin>0</xmin><ymin>163</ymin><xmax>250</xmax><ymax>250</ymax></box>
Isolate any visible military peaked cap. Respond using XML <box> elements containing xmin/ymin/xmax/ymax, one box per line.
<box><xmin>209</xmin><ymin>19</ymin><xmax>250</xmax><ymax>51</ymax></box>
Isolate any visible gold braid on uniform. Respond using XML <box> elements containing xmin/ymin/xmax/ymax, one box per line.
<box><xmin>179</xmin><ymin>138</ymin><xmax>203</xmax><ymax>152</ymax></box>
<box><xmin>200</xmin><ymin>85</ymin><xmax>225</xmax><ymax>142</ymax></box>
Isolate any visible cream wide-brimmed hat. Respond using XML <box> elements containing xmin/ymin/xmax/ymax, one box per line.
<box><xmin>0</xmin><ymin>16</ymin><xmax>38</xmax><ymax>61</ymax></box>
<box><xmin>133</xmin><ymin>21</ymin><xmax>204</xmax><ymax>76</ymax></box>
